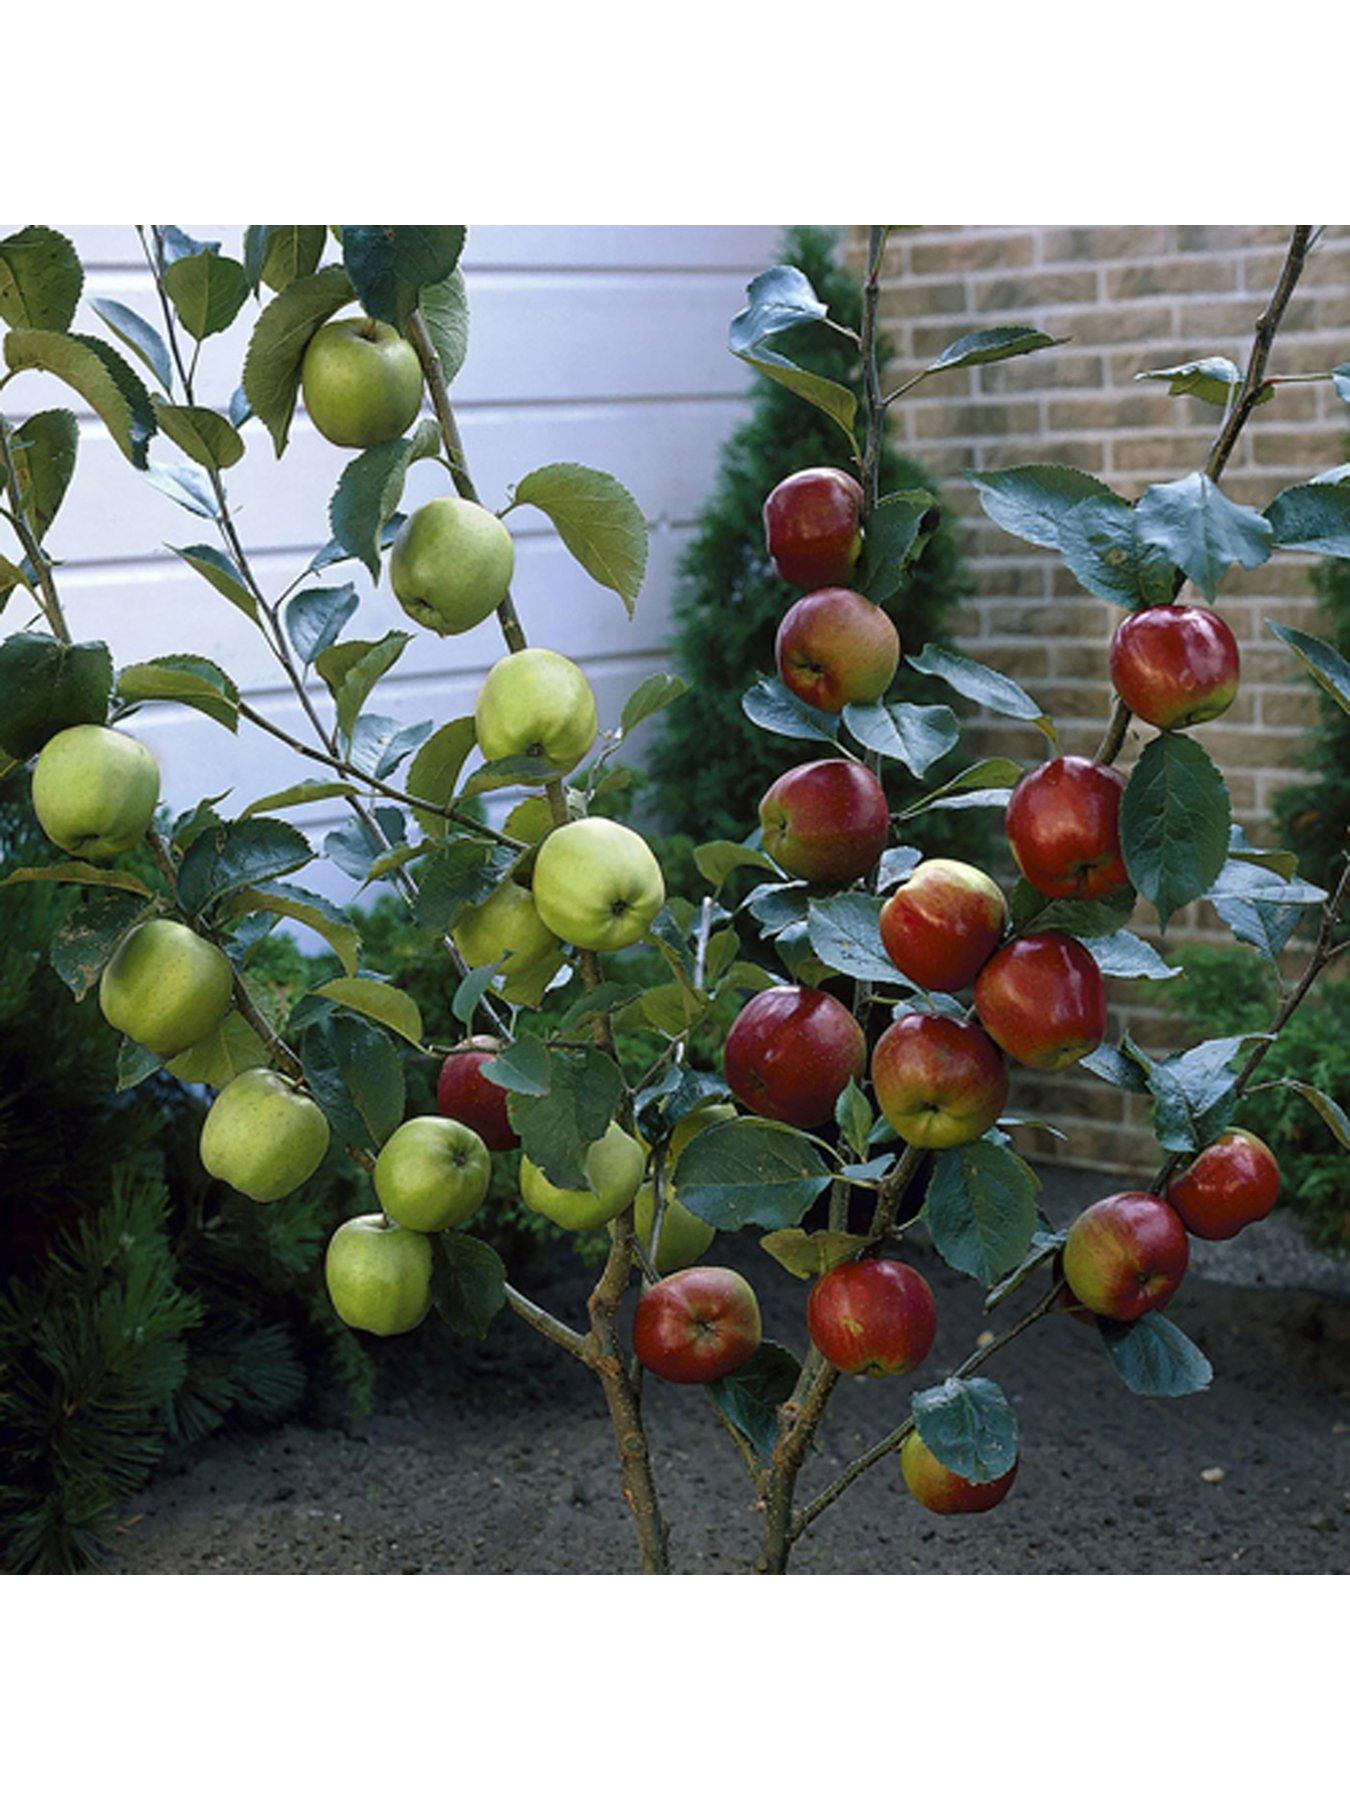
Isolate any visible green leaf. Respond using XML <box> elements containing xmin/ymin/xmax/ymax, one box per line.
<box><xmin>1</xmin><ymin>861</ymin><xmax>153</xmax><ymax>896</ymax></box>
<box><xmin>1098</xmin><ymin>1314</ymin><xmax>1212</xmax><ymax>1397</ymax></box>
<box><xmin>968</xmin><ymin>464</ymin><xmax>1120</xmax><ymax>550</ymax></box>
<box><xmin>1010</xmin><ymin>878</ymin><xmax>1137</xmax><ymax>936</ymax></box>
<box><xmin>1267</xmin><ymin>619</ymin><xmax>1350</xmax><ymax>715</ymax></box>
<box><xmin>299</xmin><ymin>1009</ymin><xmax>405</xmax><ymax>1150</ymax></box>
<box><xmin>907</xmin><ymin>641</ymin><xmax>1055</xmax><ymax>745</ymax></box>
<box><xmin>48</xmin><ymin>889</ymin><xmax>149</xmax><ymax>999</ymax></box>
<box><xmin>511</xmin><ymin>462</ymin><xmax>648</xmax><ymax>614</ymax></box>
<box><xmin>982</xmin><ymin>1227</ymin><xmax>1065</xmax><ymax>1311</ymax></box>
<box><xmin>177</xmin><ymin>817</ymin><xmax>313</xmax><ymax>918</ymax></box>
<box><xmin>835</xmin><ymin>1078</ymin><xmax>873</xmax><ymax>1160</ymax></box>
<box><xmin>759</xmin><ymin>1228</ymin><xmax>869</xmax><ymax>1281</ymax></box>
<box><xmin>116</xmin><ymin>653</ymin><xmax>239</xmax><ymax>730</ymax></box>
<box><xmin>451</xmin><ymin>962</ymin><xmax>502</xmax><ymax>1027</ymax></box>
<box><xmin>1135</xmin><ymin>472</ymin><xmax>1273</xmax><ymax>600</ymax></box>
<box><xmin>144</xmin><ymin>462</ymin><xmax>217</xmax><ymax>518</ymax></box>
<box><xmin>1212</xmin><ymin>892</ymin><xmax>1302</xmax><ymax>962</ymax></box>
<box><xmin>856</xmin><ymin>489</ymin><xmax>938</xmax><ymax>604</ymax></box>
<box><xmin>5</xmin><ymin>329</ymin><xmax>156</xmax><ymax>466</ymax></box>
<box><xmin>162</xmin><ymin>250</ymin><xmax>249</xmax><ymax>341</ymax></box>
<box><xmin>342</xmin><ymin>226</ymin><xmax>465</xmax><ymax>325</ymax></box>
<box><xmin>246</xmin><ymin>226</ymin><xmax>327</xmax><ymax>293</ymax></box>
<box><xmin>1080</xmin><ymin>1041</ymin><xmax>1152</xmax><ymax>1093</ymax></box>
<box><xmin>315</xmin><ymin>630</ymin><xmax>411</xmax><ymax>744</ymax></box>
<box><xmin>508</xmin><ymin>1046</ymin><xmax>623</xmax><ymax>1190</ymax></box>
<box><xmin>242</xmin><ymin>265</ymin><xmax>355</xmax><ymax>455</ymax></box>
<box><xmin>349</xmin><ymin>714</ymin><xmax>432</xmax><ymax>781</ymax></box>
<box><xmin>168</xmin><ymin>543</ymin><xmax>258</xmax><ymax>623</ymax></box>
<box><xmin>1265</xmin><ymin>481</ymin><xmax>1350</xmax><ymax>557</ymax></box>
<box><xmin>1260</xmin><ymin>1080</ymin><xmax>1350</xmax><ymax>1149</ymax></box>
<box><xmin>458</xmin><ymin>753</ymin><xmax>566</xmax><ymax>798</ymax></box>
<box><xmin>0</xmin><ymin>631</ymin><xmax>112</xmax><ymax>757</ymax></box>
<box><xmin>420</xmin><ymin>268</ymin><xmax>469</xmax><ymax>383</ymax></box>
<box><xmin>314</xmin><ymin>975</ymin><xmax>423</xmax><ymax>1046</ymax></box>
<box><xmin>0</xmin><ymin>407</ymin><xmax>78</xmax><ymax>544</ymax></box>
<box><xmin>728</xmin><ymin>266</ymin><xmax>856</xmax><ymax>448</ymax></box>
<box><xmin>151</xmin><ymin>401</ymin><xmax>244</xmax><ymax>472</ymax></box>
<box><xmin>1120</xmin><ymin>733</ymin><xmax>1231</xmax><ymax>929</ymax></box>
<box><xmin>405</xmin><ymin>716</ymin><xmax>477</xmax><ymax>837</ymax></box>
<box><xmin>221</xmin><ymin>880</ymin><xmax>361</xmax><ymax>976</ymax></box>
<box><xmin>329</xmin><ymin>423</ymin><xmax>438</xmax><ymax>578</ymax></box>
<box><xmin>1080</xmin><ymin>929</ymin><xmax>1179</xmax><ymax>981</ymax></box>
<box><xmin>693</xmin><ymin>839</ymin><xmax>778</xmax><ymax>887</ymax></box>
<box><xmin>895</xmin><ymin>757</ymin><xmax>1024</xmax><ymax>821</ymax></box>
<box><xmin>165</xmin><ymin>1010</ymin><xmax>270</xmax><ymax>1086</ymax></box>
<box><xmin>620</xmin><ymin>671</ymin><xmax>688</xmax><ymax>735</ymax></box>
<box><xmin>411</xmin><ymin>839</ymin><xmax>511</xmax><ymax>932</ymax></box>
<box><xmin>707</xmin><ymin>1341</ymin><xmax>800</xmax><ymax>1460</ymax></box>
<box><xmin>1058</xmin><ymin>494</ymin><xmax>1176</xmax><ymax>609</ymax></box>
<box><xmin>1205</xmin><ymin>858</ymin><xmax>1324</xmax><ymax>908</ymax></box>
<box><xmin>923</xmin><ymin>1141</ymin><xmax>1040</xmax><ymax>1285</ymax></box>
<box><xmin>117</xmin><ymin>1038</ymin><xmax>162</xmax><ymax>1091</ymax></box>
<box><xmin>285</xmin><ymin>583</ymin><xmax>359</xmax><ymax>666</ymax></box>
<box><xmin>741</xmin><ymin>676</ymin><xmax>839</xmax><ymax>744</ymax></box>
<box><xmin>925</xmin><ymin>325</ymin><xmax>1061</xmax><ymax>375</ymax></box>
<box><xmin>912</xmin><ymin>1375</ymin><xmax>1019</xmax><ymax>1482</ymax></box>
<box><xmin>1135</xmin><ymin>357</ymin><xmax>1243</xmax><ymax>406</ymax></box>
<box><xmin>482</xmin><ymin>1037</ymin><xmax>553</xmax><ymax>1097</ymax></box>
<box><xmin>844</xmin><ymin>698</ymin><xmax>959</xmax><ymax>777</ymax></box>
<box><xmin>430</xmin><ymin>1233</ymin><xmax>506</xmax><ymax>1339</ymax></box>
<box><xmin>674</xmin><ymin>1117</ymin><xmax>832</xmax><ymax>1231</ymax></box>
<box><xmin>1136</xmin><ymin>1034</ymin><xmax>1265</xmax><ymax>1154</ymax></box>
<box><xmin>0</xmin><ymin>227</ymin><xmax>82</xmax><ymax>330</ymax></box>
<box><xmin>89</xmin><ymin>297</ymin><xmax>173</xmax><ymax>391</ymax></box>
<box><xmin>808</xmin><ymin>893</ymin><xmax>903</xmax><ymax>985</ymax></box>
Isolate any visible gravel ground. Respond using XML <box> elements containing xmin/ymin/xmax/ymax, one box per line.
<box><xmin>115</xmin><ymin>1168</ymin><xmax>1350</xmax><ymax>1575</ymax></box>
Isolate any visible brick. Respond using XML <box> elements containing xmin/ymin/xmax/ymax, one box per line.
<box><xmin>877</xmin><ymin>278</ymin><xmax>969</xmax><ymax>320</ymax></box>
<box><xmin>1260</xmin><ymin>688</ymin><xmax>1320</xmax><ymax>728</ymax></box>
<box><xmin>977</xmin><ymin>351</ymin><xmax>1105</xmax><ymax>393</ymax></box>
<box><xmin>1105</xmin><ymin>257</ymin><xmax>1237</xmax><ymax>300</ymax></box>
<box><xmin>970</xmin><ymin>269</ymin><xmax>1099</xmax><ymax>311</ymax></box>
<box><xmin>910</xmin><ymin>400</ymin><xmax>1041</xmax><ymax>441</ymax></box>
<box><xmin>1251</xmin><ymin>428</ymin><xmax>1349</xmax><ymax>467</ymax></box>
<box><xmin>1172</xmin><ymin>225</ymin><xmax>1293</xmax><ymax>253</ymax></box>
<box><xmin>1176</xmin><ymin>296</ymin><xmax>1316</xmax><ymax>336</ymax></box>
<box><xmin>910</xmin><ymin>232</ymin><xmax>1036</xmax><ymax>275</ymax></box>
<box><xmin>1043</xmin><ymin>226</ymin><xmax>1169</xmax><ymax>263</ymax></box>
<box><xmin>1046</xmin><ymin>391</ymin><xmax>1178</xmax><ymax>432</ymax></box>
<box><xmin>1044</xmin><ymin>304</ymin><xmax>1173</xmax><ymax>345</ymax></box>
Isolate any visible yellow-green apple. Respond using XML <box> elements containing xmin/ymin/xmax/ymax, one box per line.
<box><xmin>633</xmin><ymin>1266</ymin><xmax>762</xmax><ymax>1383</ymax></box>
<box><xmin>390</xmin><ymin>497</ymin><xmax>514</xmax><ymax>635</ymax></box>
<box><xmin>300</xmin><ymin>316</ymin><xmax>422</xmax><ymax>448</ymax></box>
<box><xmin>633</xmin><ymin>1101</ymin><xmax>733</xmax><ymax>1273</ymax></box>
<box><xmin>759</xmin><ymin>757</ymin><xmax>889</xmax><ymax>885</ymax></box>
<box><xmin>531</xmin><ymin>817</ymin><xmax>665</xmax><ymax>951</ymax></box>
<box><xmin>324</xmin><ymin>1214</ymin><xmax>432</xmax><ymax>1337</ymax></box>
<box><xmin>724</xmin><ymin>985</ymin><xmax>865</xmax><ymax>1127</ymax></box>
<box><xmin>99</xmin><ymin>919</ymin><xmax>234</xmax><ymax>1058</ymax></box>
<box><xmin>974</xmin><ymin>930</ymin><xmax>1106</xmax><ymax>1071</ymax></box>
<box><xmin>1005</xmin><ymin>756</ymin><xmax>1128</xmax><ymax>900</ymax></box>
<box><xmin>1110</xmin><ymin>603</ymin><xmax>1240</xmax><ymax>730</ymax></box>
<box><xmin>437</xmin><ymin>1036</ymin><xmax>518</xmax><ymax>1151</ymax></box>
<box><xmin>31</xmin><ymin>725</ymin><xmax>159</xmax><ymax>860</ymax></box>
<box><xmin>807</xmin><ymin>1259</ymin><xmax>937</xmax><ymax>1376</ymax></box>
<box><xmin>775</xmin><ymin>588</ymin><xmax>899</xmax><ymax>713</ymax></box>
<box><xmin>451</xmin><ymin>881</ymin><xmax>559</xmax><ymax>997</ymax></box>
<box><xmin>1062</xmin><ymin>1191</ymin><xmax>1189</xmax><ymax>1321</ymax></box>
<box><xmin>374</xmin><ymin>1115</ymin><xmax>490</xmax><ymax>1232</ymax></box>
<box><xmin>870</xmin><ymin>1011</ymin><xmax>1009</xmax><ymax>1148</ymax></box>
<box><xmin>900</xmin><ymin>1432</ymin><xmax>1018</xmax><ymax>1515</ymax></box>
<box><xmin>1166</xmin><ymin>1128</ymin><xmax>1280</xmax><ymax>1241</ymax></box>
<box><xmin>519</xmin><ymin>1121</ymin><xmax>645</xmax><ymax>1231</ymax></box>
<box><xmin>474</xmin><ymin>647</ymin><xmax>598</xmax><ymax>774</ymax></box>
<box><xmin>199</xmin><ymin>1068</ymin><xmax>330</xmax><ymax>1202</ymax></box>
<box><xmin>880</xmin><ymin>858</ymin><xmax>1007</xmax><ymax>992</ymax></box>
<box><xmin>763</xmin><ymin>467</ymin><xmax>864</xmax><ymax>588</ymax></box>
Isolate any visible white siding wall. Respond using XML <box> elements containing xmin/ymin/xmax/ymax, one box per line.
<box><xmin>4</xmin><ymin>225</ymin><xmax>782</xmax><ymax>899</ymax></box>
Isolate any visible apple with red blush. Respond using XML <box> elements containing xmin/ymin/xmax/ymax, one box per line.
<box><xmin>762</xmin><ymin>467</ymin><xmax>864</xmax><ymax>589</ymax></box>
<box><xmin>1005</xmin><ymin>755</ymin><xmax>1128</xmax><ymax>900</ymax></box>
<box><xmin>724</xmin><ymin>985</ymin><xmax>865</xmax><ymax>1128</ymax></box>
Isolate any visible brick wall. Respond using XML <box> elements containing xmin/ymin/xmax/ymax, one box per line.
<box><xmin>858</xmin><ymin>225</ymin><xmax>1349</xmax><ymax>1177</ymax></box>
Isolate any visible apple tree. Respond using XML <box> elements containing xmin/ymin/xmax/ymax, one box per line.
<box><xmin>1</xmin><ymin>223</ymin><xmax>1347</xmax><ymax>1575</ymax></box>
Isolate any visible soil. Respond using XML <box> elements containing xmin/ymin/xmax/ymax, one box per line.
<box><xmin>115</xmin><ymin>1169</ymin><xmax>1350</xmax><ymax>1576</ymax></box>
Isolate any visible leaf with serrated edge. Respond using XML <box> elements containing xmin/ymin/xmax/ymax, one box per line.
<box><xmin>315</xmin><ymin>976</ymin><xmax>422</xmax><ymax>1046</ymax></box>
<box><xmin>913</xmin><ymin>1376</ymin><xmax>1018</xmax><ymax>1482</ymax></box>
<box><xmin>674</xmin><ymin>1118</ymin><xmax>831</xmax><ymax>1231</ymax></box>
<box><xmin>512</xmin><ymin>462</ymin><xmax>648</xmax><ymax>613</ymax></box>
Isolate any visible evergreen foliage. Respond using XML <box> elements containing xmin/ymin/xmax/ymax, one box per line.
<box><xmin>646</xmin><ymin>225</ymin><xmax>977</xmax><ymax>847</ymax></box>
<box><xmin>1272</xmin><ymin>559</ymin><xmax>1350</xmax><ymax>892</ymax></box>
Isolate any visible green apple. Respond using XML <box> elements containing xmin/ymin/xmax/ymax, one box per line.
<box><xmin>520</xmin><ymin>1121</ymin><xmax>645</xmax><ymax>1231</ymax></box>
<box><xmin>374</xmin><ymin>1115</ymin><xmax>490</xmax><ymax>1232</ymax></box>
<box><xmin>31</xmin><ymin>725</ymin><xmax>160</xmax><ymax>860</ymax></box>
<box><xmin>632</xmin><ymin>1101</ymin><xmax>731</xmax><ymax>1272</ymax></box>
<box><xmin>474</xmin><ymin>648</ymin><xmax>598</xmax><ymax>774</ymax></box>
<box><xmin>390</xmin><ymin>497</ymin><xmax>515</xmax><ymax>635</ymax></box>
<box><xmin>300</xmin><ymin>316</ymin><xmax>423</xmax><ymax>448</ymax></box>
<box><xmin>99</xmin><ymin>919</ymin><xmax>234</xmax><ymax>1058</ymax></box>
<box><xmin>451</xmin><ymin>881</ymin><xmax>561</xmax><ymax>1006</ymax></box>
<box><xmin>199</xmin><ymin>1068</ymin><xmax>331</xmax><ymax>1203</ymax></box>
<box><xmin>532</xmin><ymin>817</ymin><xmax>665</xmax><ymax>952</ymax></box>
<box><xmin>325</xmin><ymin>1215</ymin><xmax>432</xmax><ymax>1337</ymax></box>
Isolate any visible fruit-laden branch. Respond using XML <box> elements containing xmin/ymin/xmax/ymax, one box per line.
<box><xmin>1096</xmin><ymin>225</ymin><xmax>1315</xmax><ymax>765</ymax></box>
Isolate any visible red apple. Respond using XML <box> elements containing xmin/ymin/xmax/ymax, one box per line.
<box><xmin>775</xmin><ymin>588</ymin><xmax>899</xmax><ymax>714</ymax></box>
<box><xmin>759</xmin><ymin>758</ymin><xmax>889</xmax><ymax>885</ymax></box>
<box><xmin>1005</xmin><ymin>755</ymin><xmax>1128</xmax><ymax>900</ymax></box>
<box><xmin>724</xmin><ymin>985</ymin><xmax>866</xmax><ymax>1128</ymax></box>
<box><xmin>871</xmin><ymin>1011</ymin><xmax>1009</xmax><ymax>1149</ymax></box>
<box><xmin>807</xmin><ymin>1259</ymin><xmax>937</xmax><ymax>1376</ymax></box>
<box><xmin>973</xmin><ymin>930</ymin><xmax>1106</xmax><ymax>1071</ymax></box>
<box><xmin>1166</xmin><ymin>1128</ymin><xmax>1280</xmax><ymax>1241</ymax></box>
<box><xmin>633</xmin><ymin>1266</ymin><xmax>762</xmax><ymax>1384</ymax></box>
<box><xmin>880</xmin><ymin>858</ymin><xmax>1007</xmax><ymax>992</ymax></box>
<box><xmin>1052</xmin><ymin>1252</ymin><xmax>1096</xmax><ymax>1326</ymax></box>
<box><xmin>763</xmin><ymin>467</ymin><xmax>864</xmax><ymax>588</ymax></box>
<box><xmin>901</xmin><ymin>1432</ymin><xmax>1018</xmax><ymax>1515</ymax></box>
<box><xmin>436</xmin><ymin>1036</ymin><xmax>519</xmax><ymax>1152</ymax></box>
<box><xmin>1061</xmin><ymin>1191</ymin><xmax>1189</xmax><ymax>1321</ymax></box>
<box><xmin>1110</xmin><ymin>603</ymin><xmax>1241</xmax><ymax>730</ymax></box>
